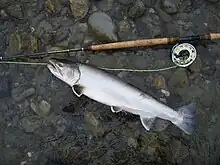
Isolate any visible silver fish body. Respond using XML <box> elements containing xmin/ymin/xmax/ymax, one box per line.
<box><xmin>47</xmin><ymin>59</ymin><xmax>196</xmax><ymax>134</ymax></box>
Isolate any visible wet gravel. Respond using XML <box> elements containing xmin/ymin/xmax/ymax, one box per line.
<box><xmin>1</xmin><ymin>0</ymin><xmax>220</xmax><ymax>164</ymax></box>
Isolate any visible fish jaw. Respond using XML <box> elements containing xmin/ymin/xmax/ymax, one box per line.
<box><xmin>47</xmin><ymin>59</ymin><xmax>81</xmax><ymax>86</ymax></box>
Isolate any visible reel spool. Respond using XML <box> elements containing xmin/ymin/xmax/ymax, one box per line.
<box><xmin>171</xmin><ymin>43</ymin><xmax>197</xmax><ymax>67</ymax></box>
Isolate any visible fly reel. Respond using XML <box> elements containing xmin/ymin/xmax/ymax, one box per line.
<box><xmin>171</xmin><ymin>43</ymin><xmax>197</xmax><ymax>67</ymax></box>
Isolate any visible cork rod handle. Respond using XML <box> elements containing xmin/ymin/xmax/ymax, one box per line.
<box><xmin>89</xmin><ymin>37</ymin><xmax>178</xmax><ymax>51</ymax></box>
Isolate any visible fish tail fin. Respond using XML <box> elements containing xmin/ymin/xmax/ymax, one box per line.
<box><xmin>174</xmin><ymin>103</ymin><xmax>196</xmax><ymax>135</ymax></box>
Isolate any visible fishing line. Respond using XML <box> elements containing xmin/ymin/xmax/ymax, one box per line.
<box><xmin>0</xmin><ymin>61</ymin><xmax>177</xmax><ymax>72</ymax></box>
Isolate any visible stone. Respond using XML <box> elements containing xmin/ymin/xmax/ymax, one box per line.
<box><xmin>69</xmin><ymin>22</ymin><xmax>88</xmax><ymax>46</ymax></box>
<box><xmin>153</xmin><ymin>119</ymin><xmax>170</xmax><ymax>132</ymax></box>
<box><xmin>189</xmin><ymin>56</ymin><xmax>203</xmax><ymax>73</ymax></box>
<box><xmin>118</xmin><ymin>19</ymin><xmax>136</xmax><ymax>40</ymax></box>
<box><xmin>168</xmin><ymin>68</ymin><xmax>189</xmax><ymax>89</ymax></box>
<box><xmin>96</xmin><ymin>0</ymin><xmax>114</xmax><ymax>12</ymax></box>
<box><xmin>170</xmin><ymin>139</ymin><xmax>189</xmax><ymax>164</ymax></box>
<box><xmin>153</xmin><ymin>75</ymin><xmax>167</xmax><ymax>89</ymax></box>
<box><xmin>12</xmin><ymin>86</ymin><xmax>35</xmax><ymax>102</ymax></box>
<box><xmin>6</xmin><ymin>32</ymin><xmax>22</xmax><ymax>55</ymax></box>
<box><xmin>30</xmin><ymin>100</ymin><xmax>52</xmax><ymax>117</ymax></box>
<box><xmin>207</xmin><ymin>0</ymin><xmax>219</xmax><ymax>2</ymax></box>
<box><xmin>6</xmin><ymin>4</ymin><xmax>23</xmax><ymax>19</ymax></box>
<box><xmin>20</xmin><ymin>116</ymin><xmax>41</xmax><ymax>133</ymax></box>
<box><xmin>127</xmin><ymin>0</ymin><xmax>146</xmax><ymax>19</ymax></box>
<box><xmin>154</xmin><ymin>0</ymin><xmax>172</xmax><ymax>22</ymax></box>
<box><xmin>118</xmin><ymin>0</ymin><xmax>134</xmax><ymax>5</ymax></box>
<box><xmin>84</xmin><ymin>111</ymin><xmax>104</xmax><ymax>137</ymax></box>
<box><xmin>0</xmin><ymin>75</ymin><xmax>11</xmax><ymax>99</ymax></box>
<box><xmin>45</xmin><ymin>0</ymin><xmax>61</xmax><ymax>13</ymax></box>
<box><xmin>127</xmin><ymin>137</ymin><xmax>138</xmax><ymax>148</ymax></box>
<box><xmin>6</xmin><ymin>31</ymin><xmax>39</xmax><ymax>55</ymax></box>
<box><xmin>88</xmin><ymin>11</ymin><xmax>118</xmax><ymax>43</ymax></box>
<box><xmin>162</xmin><ymin>0</ymin><xmax>178</xmax><ymax>14</ymax></box>
<box><xmin>69</xmin><ymin>0</ymin><xmax>90</xmax><ymax>19</ymax></box>
<box><xmin>34</xmin><ymin>20</ymin><xmax>54</xmax><ymax>44</ymax></box>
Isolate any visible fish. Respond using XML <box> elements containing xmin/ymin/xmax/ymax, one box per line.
<box><xmin>47</xmin><ymin>59</ymin><xmax>196</xmax><ymax>135</ymax></box>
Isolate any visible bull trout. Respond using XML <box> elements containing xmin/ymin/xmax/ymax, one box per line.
<box><xmin>47</xmin><ymin>59</ymin><xmax>196</xmax><ymax>134</ymax></box>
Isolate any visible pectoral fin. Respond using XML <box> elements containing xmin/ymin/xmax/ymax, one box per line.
<box><xmin>140</xmin><ymin>116</ymin><xmax>156</xmax><ymax>131</ymax></box>
<box><xmin>72</xmin><ymin>85</ymin><xmax>84</xmax><ymax>97</ymax></box>
<box><xmin>111</xmin><ymin>106</ymin><xmax>123</xmax><ymax>113</ymax></box>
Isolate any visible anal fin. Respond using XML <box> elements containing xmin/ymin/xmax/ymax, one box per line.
<box><xmin>140</xmin><ymin>116</ymin><xmax>156</xmax><ymax>131</ymax></box>
<box><xmin>111</xmin><ymin>106</ymin><xmax>123</xmax><ymax>113</ymax></box>
<box><xmin>72</xmin><ymin>85</ymin><xmax>84</xmax><ymax>97</ymax></box>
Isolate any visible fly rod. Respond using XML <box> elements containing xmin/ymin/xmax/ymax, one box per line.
<box><xmin>1</xmin><ymin>33</ymin><xmax>220</xmax><ymax>60</ymax></box>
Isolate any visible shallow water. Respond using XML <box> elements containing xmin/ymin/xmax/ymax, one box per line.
<box><xmin>1</xmin><ymin>0</ymin><xmax>220</xmax><ymax>165</ymax></box>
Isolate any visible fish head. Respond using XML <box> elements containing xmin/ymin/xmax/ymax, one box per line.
<box><xmin>47</xmin><ymin>59</ymin><xmax>80</xmax><ymax>86</ymax></box>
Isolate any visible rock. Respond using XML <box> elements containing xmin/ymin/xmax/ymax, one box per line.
<box><xmin>34</xmin><ymin>20</ymin><xmax>54</xmax><ymax>44</ymax></box>
<box><xmin>69</xmin><ymin>22</ymin><xmax>88</xmax><ymax>46</ymax></box>
<box><xmin>54</xmin><ymin>27</ymin><xmax>69</xmax><ymax>43</ymax></box>
<box><xmin>84</xmin><ymin>111</ymin><xmax>104</xmax><ymax>137</ymax></box>
<box><xmin>189</xmin><ymin>56</ymin><xmax>203</xmax><ymax>73</ymax></box>
<box><xmin>153</xmin><ymin>119</ymin><xmax>170</xmax><ymax>132</ymax></box>
<box><xmin>127</xmin><ymin>0</ymin><xmax>146</xmax><ymax>19</ymax></box>
<box><xmin>118</xmin><ymin>19</ymin><xmax>136</xmax><ymax>40</ymax></box>
<box><xmin>154</xmin><ymin>0</ymin><xmax>172</xmax><ymax>22</ymax></box>
<box><xmin>161</xmin><ymin>89</ymin><xmax>170</xmax><ymax>97</ymax></box>
<box><xmin>12</xmin><ymin>86</ymin><xmax>35</xmax><ymax>102</ymax></box>
<box><xmin>118</xmin><ymin>0</ymin><xmax>134</xmax><ymax>5</ymax></box>
<box><xmin>6</xmin><ymin>4</ymin><xmax>23</xmax><ymax>19</ymax></box>
<box><xmin>88</xmin><ymin>11</ymin><xmax>118</xmax><ymax>43</ymax></box>
<box><xmin>168</xmin><ymin>68</ymin><xmax>189</xmax><ymax>90</ymax></box>
<box><xmin>153</xmin><ymin>75</ymin><xmax>167</xmax><ymax>89</ymax></box>
<box><xmin>96</xmin><ymin>0</ymin><xmax>114</xmax><ymax>12</ymax></box>
<box><xmin>207</xmin><ymin>0</ymin><xmax>219</xmax><ymax>2</ymax></box>
<box><xmin>162</xmin><ymin>0</ymin><xmax>178</xmax><ymax>14</ymax></box>
<box><xmin>127</xmin><ymin>137</ymin><xmax>138</xmax><ymax>148</ymax></box>
<box><xmin>170</xmin><ymin>139</ymin><xmax>189</xmax><ymax>164</ymax></box>
<box><xmin>30</xmin><ymin>100</ymin><xmax>52</xmax><ymax>117</ymax></box>
<box><xmin>6</xmin><ymin>31</ymin><xmax>39</xmax><ymax>55</ymax></box>
<box><xmin>0</xmin><ymin>75</ymin><xmax>11</xmax><ymax>99</ymax></box>
<box><xmin>69</xmin><ymin>0</ymin><xmax>90</xmax><ymax>19</ymax></box>
<box><xmin>6</xmin><ymin>32</ymin><xmax>22</xmax><ymax>55</ymax></box>
<box><xmin>45</xmin><ymin>0</ymin><xmax>61</xmax><ymax>13</ymax></box>
<box><xmin>20</xmin><ymin>116</ymin><xmax>42</xmax><ymax>133</ymax></box>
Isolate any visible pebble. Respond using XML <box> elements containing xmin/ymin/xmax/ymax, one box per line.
<box><xmin>6</xmin><ymin>4</ymin><xmax>23</xmax><ymax>19</ymax></box>
<box><xmin>69</xmin><ymin>22</ymin><xmax>88</xmax><ymax>46</ymax></box>
<box><xmin>118</xmin><ymin>19</ymin><xmax>136</xmax><ymax>40</ymax></box>
<box><xmin>12</xmin><ymin>87</ymin><xmax>35</xmax><ymax>102</ymax></box>
<box><xmin>0</xmin><ymin>75</ymin><xmax>11</xmax><ymax>99</ymax></box>
<box><xmin>69</xmin><ymin>0</ymin><xmax>90</xmax><ymax>19</ymax></box>
<box><xmin>168</xmin><ymin>68</ymin><xmax>189</xmax><ymax>89</ymax></box>
<box><xmin>30</xmin><ymin>100</ymin><xmax>52</xmax><ymax>117</ymax></box>
<box><xmin>162</xmin><ymin>0</ymin><xmax>178</xmax><ymax>14</ymax></box>
<box><xmin>20</xmin><ymin>116</ymin><xmax>41</xmax><ymax>133</ymax></box>
<box><xmin>96</xmin><ymin>0</ymin><xmax>114</xmax><ymax>12</ymax></box>
<box><xmin>153</xmin><ymin>75</ymin><xmax>167</xmax><ymax>89</ymax></box>
<box><xmin>127</xmin><ymin>137</ymin><xmax>138</xmax><ymax>148</ymax></box>
<box><xmin>207</xmin><ymin>0</ymin><xmax>219</xmax><ymax>2</ymax></box>
<box><xmin>34</xmin><ymin>20</ymin><xmax>53</xmax><ymax>44</ymax></box>
<box><xmin>153</xmin><ymin>119</ymin><xmax>170</xmax><ymax>132</ymax></box>
<box><xmin>88</xmin><ymin>11</ymin><xmax>118</xmax><ymax>43</ymax></box>
<box><xmin>161</xmin><ymin>89</ymin><xmax>170</xmax><ymax>97</ymax></box>
<box><xmin>45</xmin><ymin>0</ymin><xmax>61</xmax><ymax>13</ymax></box>
<box><xmin>127</xmin><ymin>0</ymin><xmax>146</xmax><ymax>19</ymax></box>
<box><xmin>189</xmin><ymin>56</ymin><xmax>203</xmax><ymax>73</ymax></box>
<box><xmin>84</xmin><ymin>111</ymin><xmax>104</xmax><ymax>137</ymax></box>
<box><xmin>118</xmin><ymin>0</ymin><xmax>134</xmax><ymax>5</ymax></box>
<box><xmin>20</xmin><ymin>161</ymin><xmax>27</xmax><ymax>165</ymax></box>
